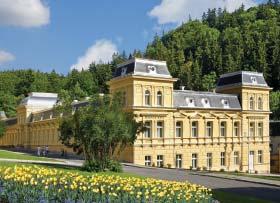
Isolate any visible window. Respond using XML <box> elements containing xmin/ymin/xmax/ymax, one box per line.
<box><xmin>145</xmin><ymin>156</ymin><xmax>152</xmax><ymax>166</ymax></box>
<box><xmin>157</xmin><ymin>91</ymin><xmax>163</xmax><ymax>106</ymax></box>
<box><xmin>258</xmin><ymin>97</ymin><xmax>263</xmax><ymax>110</ymax></box>
<box><xmin>192</xmin><ymin>153</ymin><xmax>198</xmax><ymax>169</ymax></box>
<box><xmin>221</xmin><ymin>152</ymin><xmax>225</xmax><ymax>166</ymax></box>
<box><xmin>249</xmin><ymin>122</ymin><xmax>255</xmax><ymax>137</ymax></box>
<box><xmin>202</xmin><ymin>98</ymin><xmax>210</xmax><ymax>108</ymax></box>
<box><xmin>249</xmin><ymin>97</ymin><xmax>254</xmax><ymax>110</ymax></box>
<box><xmin>145</xmin><ymin>90</ymin><xmax>151</xmax><ymax>106</ymax></box>
<box><xmin>206</xmin><ymin>121</ymin><xmax>213</xmax><ymax>137</ymax></box>
<box><xmin>234</xmin><ymin>122</ymin><xmax>239</xmax><ymax>137</ymax></box>
<box><xmin>258</xmin><ymin>150</ymin><xmax>263</xmax><ymax>163</ymax></box>
<box><xmin>176</xmin><ymin>154</ymin><xmax>182</xmax><ymax>168</ymax></box>
<box><xmin>251</xmin><ymin>76</ymin><xmax>257</xmax><ymax>84</ymax></box>
<box><xmin>207</xmin><ymin>153</ymin><xmax>212</xmax><ymax>169</ymax></box>
<box><xmin>258</xmin><ymin>122</ymin><xmax>263</xmax><ymax>137</ymax></box>
<box><xmin>144</xmin><ymin>121</ymin><xmax>152</xmax><ymax>138</ymax></box>
<box><xmin>234</xmin><ymin>151</ymin><xmax>239</xmax><ymax>165</ymax></box>
<box><xmin>176</xmin><ymin>121</ymin><xmax>182</xmax><ymax>138</ymax></box>
<box><xmin>186</xmin><ymin>98</ymin><xmax>195</xmax><ymax>107</ymax></box>
<box><xmin>121</xmin><ymin>67</ymin><xmax>127</xmax><ymax>76</ymax></box>
<box><xmin>192</xmin><ymin>121</ymin><xmax>198</xmax><ymax>137</ymax></box>
<box><xmin>221</xmin><ymin>99</ymin><xmax>229</xmax><ymax>108</ymax></box>
<box><xmin>157</xmin><ymin>155</ymin><xmax>164</xmax><ymax>167</ymax></box>
<box><xmin>157</xmin><ymin>121</ymin><xmax>164</xmax><ymax>138</ymax></box>
<box><xmin>220</xmin><ymin>122</ymin><xmax>226</xmax><ymax>137</ymax></box>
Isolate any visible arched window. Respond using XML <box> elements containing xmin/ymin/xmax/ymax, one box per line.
<box><xmin>157</xmin><ymin>91</ymin><xmax>162</xmax><ymax>106</ymax></box>
<box><xmin>249</xmin><ymin>97</ymin><xmax>254</xmax><ymax>110</ymax></box>
<box><xmin>145</xmin><ymin>90</ymin><xmax>151</xmax><ymax>106</ymax></box>
<box><xmin>258</xmin><ymin>97</ymin><xmax>263</xmax><ymax>110</ymax></box>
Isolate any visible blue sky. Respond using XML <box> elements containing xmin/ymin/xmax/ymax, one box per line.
<box><xmin>0</xmin><ymin>0</ymin><xmax>265</xmax><ymax>74</ymax></box>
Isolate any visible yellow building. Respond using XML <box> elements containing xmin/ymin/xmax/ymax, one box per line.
<box><xmin>0</xmin><ymin>58</ymin><xmax>271</xmax><ymax>173</ymax></box>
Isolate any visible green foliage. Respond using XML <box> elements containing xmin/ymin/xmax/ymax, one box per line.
<box><xmin>0</xmin><ymin>121</ymin><xmax>5</xmax><ymax>138</ymax></box>
<box><xmin>58</xmin><ymin>93</ymin><xmax>143</xmax><ymax>172</ymax></box>
<box><xmin>270</xmin><ymin>91</ymin><xmax>280</xmax><ymax>120</ymax></box>
<box><xmin>202</xmin><ymin>72</ymin><xmax>217</xmax><ymax>91</ymax></box>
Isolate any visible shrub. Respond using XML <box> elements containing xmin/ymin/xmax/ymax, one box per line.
<box><xmin>107</xmin><ymin>160</ymin><xmax>123</xmax><ymax>172</ymax></box>
<box><xmin>202</xmin><ymin>166</ymin><xmax>208</xmax><ymax>171</ymax></box>
<box><xmin>190</xmin><ymin>166</ymin><xmax>193</xmax><ymax>170</ymax></box>
<box><xmin>255</xmin><ymin>170</ymin><xmax>258</xmax><ymax>174</ymax></box>
<box><xmin>234</xmin><ymin>170</ymin><xmax>239</xmax><ymax>173</ymax></box>
<box><xmin>197</xmin><ymin>167</ymin><xmax>201</xmax><ymax>171</ymax></box>
<box><xmin>220</xmin><ymin>168</ymin><xmax>225</xmax><ymax>172</ymax></box>
<box><xmin>82</xmin><ymin>159</ymin><xmax>102</xmax><ymax>172</ymax></box>
<box><xmin>167</xmin><ymin>164</ymin><xmax>171</xmax><ymax>168</ymax></box>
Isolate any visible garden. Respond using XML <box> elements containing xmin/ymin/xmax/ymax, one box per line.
<box><xmin>0</xmin><ymin>165</ymin><xmax>213</xmax><ymax>203</ymax></box>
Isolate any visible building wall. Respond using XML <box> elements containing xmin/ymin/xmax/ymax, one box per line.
<box><xmin>0</xmin><ymin>72</ymin><xmax>271</xmax><ymax>173</ymax></box>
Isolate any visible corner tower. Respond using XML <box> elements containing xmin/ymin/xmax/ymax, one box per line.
<box><xmin>108</xmin><ymin>58</ymin><xmax>177</xmax><ymax>109</ymax></box>
<box><xmin>216</xmin><ymin>71</ymin><xmax>271</xmax><ymax>111</ymax></box>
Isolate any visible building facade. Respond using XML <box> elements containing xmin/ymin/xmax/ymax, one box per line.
<box><xmin>0</xmin><ymin>58</ymin><xmax>271</xmax><ymax>173</ymax></box>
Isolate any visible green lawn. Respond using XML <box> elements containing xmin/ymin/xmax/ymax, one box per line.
<box><xmin>211</xmin><ymin>171</ymin><xmax>280</xmax><ymax>182</ymax></box>
<box><xmin>0</xmin><ymin>150</ymin><xmax>60</xmax><ymax>162</ymax></box>
<box><xmin>212</xmin><ymin>190</ymin><xmax>273</xmax><ymax>203</ymax></box>
<box><xmin>0</xmin><ymin>161</ymin><xmax>274</xmax><ymax>203</ymax></box>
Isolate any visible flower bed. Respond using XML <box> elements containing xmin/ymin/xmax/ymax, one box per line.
<box><xmin>0</xmin><ymin>166</ymin><xmax>213</xmax><ymax>202</ymax></box>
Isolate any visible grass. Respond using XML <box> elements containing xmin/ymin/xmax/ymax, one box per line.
<box><xmin>0</xmin><ymin>150</ymin><xmax>60</xmax><ymax>162</ymax></box>
<box><xmin>0</xmin><ymin>161</ymin><xmax>274</xmax><ymax>203</ymax></box>
<box><xmin>211</xmin><ymin>171</ymin><xmax>280</xmax><ymax>182</ymax></box>
<box><xmin>212</xmin><ymin>190</ymin><xmax>273</xmax><ymax>203</ymax></box>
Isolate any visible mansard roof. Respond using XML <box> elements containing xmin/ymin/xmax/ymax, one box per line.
<box><xmin>114</xmin><ymin>58</ymin><xmax>172</xmax><ymax>78</ymax></box>
<box><xmin>216</xmin><ymin>71</ymin><xmax>268</xmax><ymax>89</ymax></box>
<box><xmin>173</xmin><ymin>90</ymin><xmax>241</xmax><ymax>110</ymax></box>
<box><xmin>20</xmin><ymin>92</ymin><xmax>58</xmax><ymax>107</ymax></box>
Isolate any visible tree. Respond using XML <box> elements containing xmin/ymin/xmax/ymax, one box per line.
<box><xmin>57</xmin><ymin>93</ymin><xmax>143</xmax><ymax>172</ymax></box>
<box><xmin>270</xmin><ymin>91</ymin><xmax>280</xmax><ymax>120</ymax></box>
<box><xmin>0</xmin><ymin>120</ymin><xmax>5</xmax><ymax>138</ymax></box>
<box><xmin>202</xmin><ymin>72</ymin><xmax>217</xmax><ymax>91</ymax></box>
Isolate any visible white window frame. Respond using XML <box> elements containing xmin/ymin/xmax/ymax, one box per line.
<box><xmin>157</xmin><ymin>155</ymin><xmax>164</xmax><ymax>167</ymax></box>
<box><xmin>176</xmin><ymin>154</ymin><xmax>182</xmax><ymax>168</ymax></box>
<box><xmin>192</xmin><ymin>121</ymin><xmax>198</xmax><ymax>137</ymax></box>
<box><xmin>258</xmin><ymin>122</ymin><xmax>263</xmax><ymax>137</ymax></box>
<box><xmin>145</xmin><ymin>156</ymin><xmax>152</xmax><ymax>166</ymax></box>
<box><xmin>207</xmin><ymin>153</ymin><xmax>212</xmax><ymax>169</ymax></box>
<box><xmin>176</xmin><ymin>121</ymin><xmax>182</xmax><ymax>138</ymax></box>
<box><xmin>157</xmin><ymin>91</ymin><xmax>163</xmax><ymax>106</ymax></box>
<box><xmin>234</xmin><ymin>122</ymin><xmax>239</xmax><ymax>137</ymax></box>
<box><xmin>258</xmin><ymin>150</ymin><xmax>263</xmax><ymax>164</ymax></box>
<box><xmin>221</xmin><ymin>152</ymin><xmax>225</xmax><ymax>166</ymax></box>
<box><xmin>144</xmin><ymin>121</ymin><xmax>152</xmax><ymax>138</ymax></box>
<box><xmin>157</xmin><ymin>121</ymin><xmax>164</xmax><ymax>138</ymax></box>
<box><xmin>206</xmin><ymin>121</ymin><xmax>213</xmax><ymax>137</ymax></box>
<box><xmin>191</xmin><ymin>153</ymin><xmax>198</xmax><ymax>169</ymax></box>
<box><xmin>220</xmin><ymin>121</ymin><xmax>226</xmax><ymax>137</ymax></box>
<box><xmin>234</xmin><ymin>151</ymin><xmax>239</xmax><ymax>165</ymax></box>
<box><xmin>258</xmin><ymin>97</ymin><xmax>263</xmax><ymax>110</ymax></box>
<box><xmin>144</xmin><ymin>90</ymin><xmax>151</xmax><ymax>106</ymax></box>
<box><xmin>249</xmin><ymin>122</ymin><xmax>255</xmax><ymax>137</ymax></box>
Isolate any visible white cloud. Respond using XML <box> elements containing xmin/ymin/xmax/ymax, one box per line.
<box><xmin>0</xmin><ymin>0</ymin><xmax>50</xmax><ymax>27</ymax></box>
<box><xmin>149</xmin><ymin>0</ymin><xmax>257</xmax><ymax>25</ymax></box>
<box><xmin>71</xmin><ymin>39</ymin><xmax>118</xmax><ymax>71</ymax></box>
<box><xmin>0</xmin><ymin>50</ymin><xmax>15</xmax><ymax>64</ymax></box>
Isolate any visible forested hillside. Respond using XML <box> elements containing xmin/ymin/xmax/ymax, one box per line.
<box><xmin>0</xmin><ymin>1</ymin><xmax>279</xmax><ymax>119</ymax></box>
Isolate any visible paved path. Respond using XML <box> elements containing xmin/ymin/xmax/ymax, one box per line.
<box><xmin>123</xmin><ymin>165</ymin><xmax>280</xmax><ymax>203</ymax></box>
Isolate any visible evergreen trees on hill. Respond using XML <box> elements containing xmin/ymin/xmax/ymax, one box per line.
<box><xmin>145</xmin><ymin>1</ymin><xmax>280</xmax><ymax>91</ymax></box>
<box><xmin>0</xmin><ymin>1</ymin><xmax>280</xmax><ymax>119</ymax></box>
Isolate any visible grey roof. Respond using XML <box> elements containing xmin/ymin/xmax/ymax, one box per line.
<box><xmin>216</xmin><ymin>71</ymin><xmax>268</xmax><ymax>89</ymax></box>
<box><xmin>4</xmin><ymin>118</ymin><xmax>17</xmax><ymax>126</ymax></box>
<box><xmin>114</xmin><ymin>58</ymin><xmax>171</xmax><ymax>78</ymax></box>
<box><xmin>173</xmin><ymin>90</ymin><xmax>241</xmax><ymax>110</ymax></box>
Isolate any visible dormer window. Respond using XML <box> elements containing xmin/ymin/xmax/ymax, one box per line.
<box><xmin>147</xmin><ymin>65</ymin><xmax>157</xmax><ymax>74</ymax></box>
<box><xmin>201</xmin><ymin>98</ymin><xmax>210</xmax><ymax>108</ymax></box>
<box><xmin>221</xmin><ymin>99</ymin><xmax>229</xmax><ymax>108</ymax></box>
<box><xmin>251</xmin><ymin>76</ymin><xmax>257</xmax><ymax>84</ymax></box>
<box><xmin>185</xmin><ymin>97</ymin><xmax>195</xmax><ymax>107</ymax></box>
<box><xmin>121</xmin><ymin>67</ymin><xmax>127</xmax><ymax>76</ymax></box>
